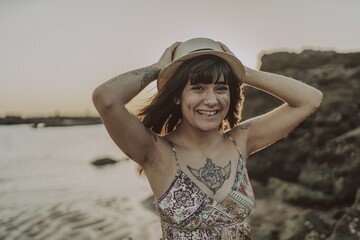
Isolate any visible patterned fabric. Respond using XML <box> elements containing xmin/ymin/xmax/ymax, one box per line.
<box><xmin>154</xmin><ymin>133</ymin><xmax>255</xmax><ymax>239</ymax></box>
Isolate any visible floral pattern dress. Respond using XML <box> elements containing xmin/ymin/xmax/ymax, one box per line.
<box><xmin>154</xmin><ymin>133</ymin><xmax>255</xmax><ymax>240</ymax></box>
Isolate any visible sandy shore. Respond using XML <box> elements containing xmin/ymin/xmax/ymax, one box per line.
<box><xmin>0</xmin><ymin>182</ymin><xmax>303</xmax><ymax>240</ymax></box>
<box><xmin>0</xmin><ymin>196</ymin><xmax>161</xmax><ymax>240</ymax></box>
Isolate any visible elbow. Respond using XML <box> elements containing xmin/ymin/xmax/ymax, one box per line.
<box><xmin>297</xmin><ymin>88</ymin><xmax>323</xmax><ymax>112</ymax></box>
<box><xmin>92</xmin><ymin>86</ymin><xmax>114</xmax><ymax>113</ymax></box>
<box><xmin>312</xmin><ymin>89</ymin><xmax>323</xmax><ymax>109</ymax></box>
<box><xmin>303</xmin><ymin>89</ymin><xmax>323</xmax><ymax>112</ymax></box>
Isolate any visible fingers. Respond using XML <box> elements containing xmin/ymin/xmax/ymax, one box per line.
<box><xmin>168</xmin><ymin>41</ymin><xmax>181</xmax><ymax>53</ymax></box>
<box><xmin>217</xmin><ymin>41</ymin><xmax>228</xmax><ymax>51</ymax></box>
<box><xmin>165</xmin><ymin>42</ymin><xmax>181</xmax><ymax>58</ymax></box>
<box><xmin>171</xmin><ymin>41</ymin><xmax>182</xmax><ymax>47</ymax></box>
<box><xmin>218</xmin><ymin>41</ymin><xmax>234</xmax><ymax>55</ymax></box>
<box><xmin>156</xmin><ymin>41</ymin><xmax>182</xmax><ymax>68</ymax></box>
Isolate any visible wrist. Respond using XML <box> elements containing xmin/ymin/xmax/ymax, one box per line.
<box><xmin>243</xmin><ymin>66</ymin><xmax>253</xmax><ymax>84</ymax></box>
<box><xmin>152</xmin><ymin>62</ymin><xmax>165</xmax><ymax>71</ymax></box>
<box><xmin>150</xmin><ymin>64</ymin><xmax>161</xmax><ymax>81</ymax></box>
<box><xmin>138</xmin><ymin>65</ymin><xmax>161</xmax><ymax>90</ymax></box>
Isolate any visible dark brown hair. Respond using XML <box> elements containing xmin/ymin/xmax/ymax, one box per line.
<box><xmin>138</xmin><ymin>55</ymin><xmax>244</xmax><ymax>134</ymax></box>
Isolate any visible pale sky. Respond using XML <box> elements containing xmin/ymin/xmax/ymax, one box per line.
<box><xmin>1</xmin><ymin>0</ymin><xmax>359</xmax><ymax>117</ymax></box>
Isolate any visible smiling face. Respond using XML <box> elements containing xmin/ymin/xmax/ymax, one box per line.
<box><xmin>139</xmin><ymin>54</ymin><xmax>243</xmax><ymax>134</ymax></box>
<box><xmin>180</xmin><ymin>75</ymin><xmax>230</xmax><ymax>132</ymax></box>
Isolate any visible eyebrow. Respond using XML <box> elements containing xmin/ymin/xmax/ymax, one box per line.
<box><xmin>191</xmin><ymin>81</ymin><xmax>227</xmax><ymax>85</ymax></box>
<box><xmin>215</xmin><ymin>81</ymin><xmax>228</xmax><ymax>85</ymax></box>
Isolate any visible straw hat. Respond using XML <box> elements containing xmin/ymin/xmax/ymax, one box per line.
<box><xmin>157</xmin><ymin>37</ymin><xmax>245</xmax><ymax>90</ymax></box>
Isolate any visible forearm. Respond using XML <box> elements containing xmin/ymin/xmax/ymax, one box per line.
<box><xmin>93</xmin><ymin>42</ymin><xmax>181</xmax><ymax>111</ymax></box>
<box><xmin>93</xmin><ymin>63</ymin><xmax>160</xmax><ymax>109</ymax></box>
<box><xmin>244</xmin><ymin>67</ymin><xmax>323</xmax><ymax>108</ymax></box>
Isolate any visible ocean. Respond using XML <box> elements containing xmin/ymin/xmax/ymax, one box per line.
<box><xmin>0</xmin><ymin>124</ymin><xmax>161</xmax><ymax>240</ymax></box>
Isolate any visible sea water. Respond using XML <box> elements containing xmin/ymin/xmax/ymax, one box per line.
<box><xmin>0</xmin><ymin>124</ymin><xmax>152</xmax><ymax>204</ymax></box>
<box><xmin>0</xmin><ymin>124</ymin><xmax>161</xmax><ymax>239</ymax></box>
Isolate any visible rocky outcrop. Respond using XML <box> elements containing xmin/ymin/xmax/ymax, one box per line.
<box><xmin>329</xmin><ymin>188</ymin><xmax>360</xmax><ymax>240</ymax></box>
<box><xmin>242</xmin><ymin>49</ymin><xmax>360</xmax><ymax>239</ymax></box>
<box><xmin>91</xmin><ymin>157</ymin><xmax>128</xmax><ymax>166</ymax></box>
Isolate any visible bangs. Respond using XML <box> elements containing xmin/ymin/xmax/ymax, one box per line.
<box><xmin>184</xmin><ymin>55</ymin><xmax>233</xmax><ymax>85</ymax></box>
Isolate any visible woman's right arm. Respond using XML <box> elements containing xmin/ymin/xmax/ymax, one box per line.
<box><xmin>92</xmin><ymin>42</ymin><xmax>180</xmax><ymax>167</ymax></box>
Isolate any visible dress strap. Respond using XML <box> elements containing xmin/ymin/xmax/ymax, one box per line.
<box><xmin>168</xmin><ymin>141</ymin><xmax>180</xmax><ymax>171</ymax></box>
<box><xmin>225</xmin><ymin>132</ymin><xmax>243</xmax><ymax>160</ymax></box>
<box><xmin>225</xmin><ymin>132</ymin><xmax>246</xmax><ymax>192</ymax></box>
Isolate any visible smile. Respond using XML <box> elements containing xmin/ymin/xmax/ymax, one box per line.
<box><xmin>197</xmin><ymin>110</ymin><xmax>218</xmax><ymax>116</ymax></box>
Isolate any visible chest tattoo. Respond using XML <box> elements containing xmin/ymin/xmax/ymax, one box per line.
<box><xmin>187</xmin><ymin>158</ymin><xmax>231</xmax><ymax>194</ymax></box>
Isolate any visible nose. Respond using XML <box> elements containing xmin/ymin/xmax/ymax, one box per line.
<box><xmin>203</xmin><ymin>90</ymin><xmax>218</xmax><ymax>106</ymax></box>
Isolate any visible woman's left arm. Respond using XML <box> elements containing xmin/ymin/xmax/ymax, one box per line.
<box><xmin>237</xmin><ymin>66</ymin><xmax>323</xmax><ymax>155</ymax></box>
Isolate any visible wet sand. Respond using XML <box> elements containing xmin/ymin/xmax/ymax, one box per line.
<box><xmin>0</xmin><ymin>182</ymin><xmax>303</xmax><ymax>240</ymax></box>
<box><xmin>0</xmin><ymin>183</ymin><xmax>302</xmax><ymax>240</ymax></box>
<box><xmin>0</xmin><ymin>196</ymin><xmax>161</xmax><ymax>240</ymax></box>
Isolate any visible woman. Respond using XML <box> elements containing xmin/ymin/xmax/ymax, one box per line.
<box><xmin>92</xmin><ymin>38</ymin><xmax>323</xmax><ymax>239</ymax></box>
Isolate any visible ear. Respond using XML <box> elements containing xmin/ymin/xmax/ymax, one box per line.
<box><xmin>174</xmin><ymin>97</ymin><xmax>180</xmax><ymax>105</ymax></box>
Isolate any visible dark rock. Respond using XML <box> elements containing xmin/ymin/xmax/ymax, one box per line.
<box><xmin>267</xmin><ymin>178</ymin><xmax>333</xmax><ymax>207</ymax></box>
<box><xmin>279</xmin><ymin>209</ymin><xmax>336</xmax><ymax>240</ymax></box>
<box><xmin>260</xmin><ymin>50</ymin><xmax>360</xmax><ymax>72</ymax></box>
<box><xmin>329</xmin><ymin>188</ymin><xmax>360</xmax><ymax>240</ymax></box>
<box><xmin>243</xmin><ymin>49</ymin><xmax>360</xmax><ymax>239</ymax></box>
<box><xmin>244</xmin><ymin>49</ymin><xmax>360</xmax><ymax>207</ymax></box>
<box><xmin>251</xmin><ymin>225</ymin><xmax>277</xmax><ymax>240</ymax></box>
<box><xmin>91</xmin><ymin>157</ymin><xmax>119</xmax><ymax>166</ymax></box>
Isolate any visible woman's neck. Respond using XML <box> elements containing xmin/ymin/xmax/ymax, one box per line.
<box><xmin>168</xmin><ymin>124</ymin><xmax>225</xmax><ymax>151</ymax></box>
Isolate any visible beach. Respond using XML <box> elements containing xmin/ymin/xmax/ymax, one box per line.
<box><xmin>3</xmin><ymin>118</ymin><xmax>356</xmax><ymax>239</ymax></box>
<box><xmin>0</xmin><ymin>124</ymin><xmax>306</xmax><ymax>240</ymax></box>
<box><xmin>0</xmin><ymin>124</ymin><xmax>162</xmax><ymax>240</ymax></box>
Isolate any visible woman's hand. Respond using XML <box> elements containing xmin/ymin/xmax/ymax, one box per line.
<box><xmin>155</xmin><ymin>42</ymin><xmax>181</xmax><ymax>69</ymax></box>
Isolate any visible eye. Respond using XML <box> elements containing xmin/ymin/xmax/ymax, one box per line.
<box><xmin>191</xmin><ymin>85</ymin><xmax>204</xmax><ymax>91</ymax></box>
<box><xmin>216</xmin><ymin>85</ymin><xmax>229</xmax><ymax>92</ymax></box>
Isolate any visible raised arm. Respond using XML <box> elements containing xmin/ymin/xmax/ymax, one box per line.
<box><xmin>92</xmin><ymin>42</ymin><xmax>180</xmax><ymax>167</ymax></box>
<box><xmin>219</xmin><ymin>43</ymin><xmax>323</xmax><ymax>155</ymax></box>
<box><xmin>238</xmin><ymin>67</ymin><xmax>323</xmax><ymax>155</ymax></box>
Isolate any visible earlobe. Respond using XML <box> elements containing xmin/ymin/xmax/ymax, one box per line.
<box><xmin>174</xmin><ymin>97</ymin><xmax>180</xmax><ymax>105</ymax></box>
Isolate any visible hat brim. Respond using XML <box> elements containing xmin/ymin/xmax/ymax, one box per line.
<box><xmin>157</xmin><ymin>50</ymin><xmax>245</xmax><ymax>90</ymax></box>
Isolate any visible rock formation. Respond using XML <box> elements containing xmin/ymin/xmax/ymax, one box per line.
<box><xmin>243</xmin><ymin>49</ymin><xmax>360</xmax><ymax>239</ymax></box>
<box><xmin>91</xmin><ymin>157</ymin><xmax>128</xmax><ymax>166</ymax></box>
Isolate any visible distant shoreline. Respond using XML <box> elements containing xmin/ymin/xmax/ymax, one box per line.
<box><xmin>0</xmin><ymin>116</ymin><xmax>102</xmax><ymax>127</ymax></box>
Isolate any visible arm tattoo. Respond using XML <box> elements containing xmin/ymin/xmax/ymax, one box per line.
<box><xmin>101</xmin><ymin>66</ymin><xmax>160</xmax><ymax>90</ymax></box>
<box><xmin>239</xmin><ymin>122</ymin><xmax>250</xmax><ymax>130</ymax></box>
<box><xmin>133</xmin><ymin>66</ymin><xmax>160</xmax><ymax>91</ymax></box>
<box><xmin>103</xmin><ymin>77</ymin><xmax>117</xmax><ymax>86</ymax></box>
<box><xmin>187</xmin><ymin>158</ymin><xmax>231</xmax><ymax>194</ymax></box>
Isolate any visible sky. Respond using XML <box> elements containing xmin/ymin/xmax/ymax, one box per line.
<box><xmin>0</xmin><ymin>0</ymin><xmax>359</xmax><ymax>117</ymax></box>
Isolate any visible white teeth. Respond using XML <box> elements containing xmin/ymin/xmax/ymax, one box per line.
<box><xmin>198</xmin><ymin>110</ymin><xmax>217</xmax><ymax>116</ymax></box>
